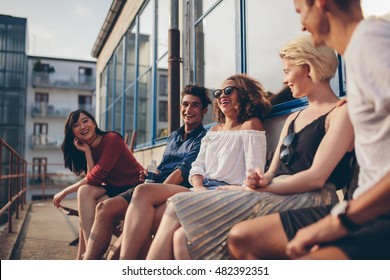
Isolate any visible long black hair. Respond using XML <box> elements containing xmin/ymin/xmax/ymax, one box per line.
<box><xmin>61</xmin><ymin>109</ymin><xmax>108</xmax><ymax>175</ymax></box>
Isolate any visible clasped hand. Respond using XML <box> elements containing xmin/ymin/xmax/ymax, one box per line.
<box><xmin>242</xmin><ymin>167</ymin><xmax>270</xmax><ymax>189</ymax></box>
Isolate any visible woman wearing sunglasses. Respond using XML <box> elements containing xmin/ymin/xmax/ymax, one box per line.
<box><xmin>146</xmin><ymin>35</ymin><xmax>355</xmax><ymax>260</ymax></box>
<box><xmin>117</xmin><ymin>74</ymin><xmax>271</xmax><ymax>259</ymax></box>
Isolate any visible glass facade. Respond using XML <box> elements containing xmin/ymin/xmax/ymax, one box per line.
<box><xmin>97</xmin><ymin>0</ymin><xmax>346</xmax><ymax>149</ymax></box>
<box><xmin>0</xmin><ymin>15</ymin><xmax>27</xmax><ymax>155</ymax></box>
<box><xmin>0</xmin><ymin>15</ymin><xmax>27</xmax><ymax>224</ymax></box>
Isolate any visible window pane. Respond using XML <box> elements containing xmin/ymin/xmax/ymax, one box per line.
<box><xmin>195</xmin><ymin>0</ymin><xmax>235</xmax><ymax>125</ymax></box>
<box><xmin>115</xmin><ymin>42</ymin><xmax>124</xmax><ymax>134</ymax></box>
<box><xmin>137</xmin><ymin>71</ymin><xmax>152</xmax><ymax>145</ymax></box>
<box><xmin>196</xmin><ymin>0</ymin><xmax>220</xmax><ymax>20</ymax></box>
<box><xmin>139</xmin><ymin>2</ymin><xmax>153</xmax><ymax>76</ymax></box>
<box><xmin>126</xmin><ymin>26</ymin><xmax>137</xmax><ymax>89</ymax></box>
<box><xmin>247</xmin><ymin>0</ymin><xmax>302</xmax><ymax>96</ymax></box>
<box><xmin>157</xmin><ymin>0</ymin><xmax>168</xmax><ymax>60</ymax></box>
<box><xmin>195</xmin><ymin>0</ymin><xmax>235</xmax><ymax>88</ymax></box>
<box><xmin>99</xmin><ymin>67</ymin><xmax>107</xmax><ymax>130</ymax></box>
<box><xmin>125</xmin><ymin>86</ymin><xmax>135</xmax><ymax>138</ymax></box>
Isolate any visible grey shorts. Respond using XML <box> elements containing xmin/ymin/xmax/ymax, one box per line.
<box><xmin>103</xmin><ymin>184</ymin><xmax>137</xmax><ymax>200</ymax></box>
<box><xmin>279</xmin><ymin>205</ymin><xmax>390</xmax><ymax>259</ymax></box>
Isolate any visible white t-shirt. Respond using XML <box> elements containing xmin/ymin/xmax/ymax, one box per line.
<box><xmin>189</xmin><ymin>129</ymin><xmax>266</xmax><ymax>186</ymax></box>
<box><xmin>344</xmin><ymin>16</ymin><xmax>390</xmax><ymax>198</ymax></box>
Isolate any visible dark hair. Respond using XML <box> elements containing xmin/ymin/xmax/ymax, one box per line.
<box><xmin>268</xmin><ymin>86</ymin><xmax>295</xmax><ymax>105</ymax></box>
<box><xmin>62</xmin><ymin>109</ymin><xmax>108</xmax><ymax>175</ymax></box>
<box><xmin>181</xmin><ymin>84</ymin><xmax>212</xmax><ymax>109</ymax></box>
<box><xmin>213</xmin><ymin>74</ymin><xmax>271</xmax><ymax>123</ymax></box>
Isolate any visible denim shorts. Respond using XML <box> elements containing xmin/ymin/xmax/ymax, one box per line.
<box><xmin>189</xmin><ymin>178</ymin><xmax>230</xmax><ymax>191</ymax></box>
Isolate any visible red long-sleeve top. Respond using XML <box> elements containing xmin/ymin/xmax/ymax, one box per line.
<box><xmin>86</xmin><ymin>132</ymin><xmax>143</xmax><ymax>187</ymax></box>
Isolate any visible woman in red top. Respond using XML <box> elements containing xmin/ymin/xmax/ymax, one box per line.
<box><xmin>53</xmin><ymin>109</ymin><xmax>143</xmax><ymax>259</ymax></box>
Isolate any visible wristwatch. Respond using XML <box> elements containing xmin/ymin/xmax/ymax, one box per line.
<box><xmin>330</xmin><ymin>201</ymin><xmax>361</xmax><ymax>232</ymax></box>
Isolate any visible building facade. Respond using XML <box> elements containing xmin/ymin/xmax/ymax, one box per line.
<box><xmin>25</xmin><ymin>56</ymin><xmax>96</xmax><ymax>200</ymax></box>
<box><xmin>91</xmin><ymin>0</ymin><xmax>346</xmax><ymax>166</ymax></box>
<box><xmin>0</xmin><ymin>15</ymin><xmax>27</xmax><ymax>223</ymax></box>
<box><xmin>0</xmin><ymin>14</ymin><xmax>27</xmax><ymax>155</ymax></box>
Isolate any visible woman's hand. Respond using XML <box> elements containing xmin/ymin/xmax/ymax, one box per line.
<box><xmin>243</xmin><ymin>168</ymin><xmax>270</xmax><ymax>189</ymax></box>
<box><xmin>53</xmin><ymin>190</ymin><xmax>67</xmax><ymax>208</ymax></box>
<box><xmin>73</xmin><ymin>138</ymin><xmax>91</xmax><ymax>153</ymax></box>
<box><xmin>193</xmin><ymin>185</ymin><xmax>207</xmax><ymax>192</ymax></box>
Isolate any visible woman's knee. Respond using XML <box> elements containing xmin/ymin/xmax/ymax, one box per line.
<box><xmin>173</xmin><ymin>227</ymin><xmax>189</xmax><ymax>259</ymax></box>
<box><xmin>77</xmin><ymin>184</ymin><xmax>93</xmax><ymax>200</ymax></box>
<box><xmin>78</xmin><ymin>184</ymin><xmax>104</xmax><ymax>201</ymax></box>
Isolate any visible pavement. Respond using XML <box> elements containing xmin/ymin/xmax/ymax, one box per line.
<box><xmin>0</xmin><ymin>199</ymin><xmax>79</xmax><ymax>260</ymax></box>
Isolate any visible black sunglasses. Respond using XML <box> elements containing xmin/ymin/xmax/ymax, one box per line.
<box><xmin>279</xmin><ymin>132</ymin><xmax>296</xmax><ymax>165</ymax></box>
<box><xmin>213</xmin><ymin>86</ymin><xmax>240</xmax><ymax>99</ymax></box>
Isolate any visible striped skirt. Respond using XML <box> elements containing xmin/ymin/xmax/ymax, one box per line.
<box><xmin>167</xmin><ymin>182</ymin><xmax>338</xmax><ymax>260</ymax></box>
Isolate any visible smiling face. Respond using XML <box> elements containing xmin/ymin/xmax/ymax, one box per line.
<box><xmin>293</xmin><ymin>0</ymin><xmax>330</xmax><ymax>47</ymax></box>
<box><xmin>216</xmin><ymin>81</ymin><xmax>240</xmax><ymax>116</ymax></box>
<box><xmin>283</xmin><ymin>58</ymin><xmax>311</xmax><ymax>99</ymax></box>
<box><xmin>181</xmin><ymin>94</ymin><xmax>207</xmax><ymax>131</ymax></box>
<box><xmin>71</xmin><ymin>113</ymin><xmax>97</xmax><ymax>143</ymax></box>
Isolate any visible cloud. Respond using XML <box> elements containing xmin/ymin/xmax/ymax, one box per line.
<box><xmin>72</xmin><ymin>3</ymin><xmax>94</xmax><ymax>19</ymax></box>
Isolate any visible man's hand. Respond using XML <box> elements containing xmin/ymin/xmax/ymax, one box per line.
<box><xmin>286</xmin><ymin>215</ymin><xmax>348</xmax><ymax>259</ymax></box>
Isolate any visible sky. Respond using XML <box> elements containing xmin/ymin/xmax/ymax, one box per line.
<box><xmin>0</xmin><ymin>0</ymin><xmax>389</xmax><ymax>61</ymax></box>
<box><xmin>0</xmin><ymin>0</ymin><xmax>112</xmax><ymax>60</ymax></box>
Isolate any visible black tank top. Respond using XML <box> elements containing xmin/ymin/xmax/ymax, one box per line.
<box><xmin>275</xmin><ymin>107</ymin><xmax>353</xmax><ymax>189</ymax></box>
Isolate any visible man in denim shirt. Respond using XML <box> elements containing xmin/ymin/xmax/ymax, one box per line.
<box><xmin>83</xmin><ymin>84</ymin><xmax>211</xmax><ymax>259</ymax></box>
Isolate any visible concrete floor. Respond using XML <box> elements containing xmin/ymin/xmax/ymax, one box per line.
<box><xmin>0</xmin><ymin>199</ymin><xmax>79</xmax><ymax>260</ymax></box>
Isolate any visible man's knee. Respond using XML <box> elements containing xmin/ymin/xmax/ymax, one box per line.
<box><xmin>95</xmin><ymin>199</ymin><xmax>124</xmax><ymax>221</ymax></box>
<box><xmin>227</xmin><ymin>222</ymin><xmax>252</xmax><ymax>259</ymax></box>
<box><xmin>132</xmin><ymin>183</ymin><xmax>154</xmax><ymax>201</ymax></box>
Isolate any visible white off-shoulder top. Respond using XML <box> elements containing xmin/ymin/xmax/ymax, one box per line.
<box><xmin>189</xmin><ymin>129</ymin><xmax>267</xmax><ymax>186</ymax></box>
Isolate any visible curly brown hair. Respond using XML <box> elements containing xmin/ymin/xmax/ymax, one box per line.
<box><xmin>213</xmin><ymin>74</ymin><xmax>271</xmax><ymax>124</ymax></box>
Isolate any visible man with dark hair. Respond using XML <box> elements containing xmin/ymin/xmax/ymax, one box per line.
<box><xmin>227</xmin><ymin>0</ymin><xmax>390</xmax><ymax>260</ymax></box>
<box><xmin>83</xmin><ymin>84</ymin><xmax>211</xmax><ymax>259</ymax></box>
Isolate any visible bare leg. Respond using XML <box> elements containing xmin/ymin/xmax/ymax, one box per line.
<box><xmin>146</xmin><ymin>204</ymin><xmax>182</xmax><ymax>260</ymax></box>
<box><xmin>173</xmin><ymin>227</ymin><xmax>192</xmax><ymax>260</ymax></box>
<box><xmin>83</xmin><ymin>196</ymin><xmax>128</xmax><ymax>259</ymax></box>
<box><xmin>76</xmin><ymin>228</ymin><xmax>85</xmax><ymax>260</ymax></box>
<box><xmin>77</xmin><ymin>184</ymin><xmax>107</xmax><ymax>253</ymax></box>
<box><xmin>106</xmin><ymin>234</ymin><xmax>122</xmax><ymax>260</ymax></box>
<box><xmin>119</xmin><ymin>183</ymin><xmax>189</xmax><ymax>260</ymax></box>
<box><xmin>227</xmin><ymin>213</ymin><xmax>289</xmax><ymax>259</ymax></box>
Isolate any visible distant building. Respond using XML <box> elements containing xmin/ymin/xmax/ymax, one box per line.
<box><xmin>25</xmin><ymin>56</ymin><xmax>96</xmax><ymax>200</ymax></box>
<box><xmin>0</xmin><ymin>14</ymin><xmax>27</xmax><ymax>155</ymax></box>
<box><xmin>0</xmin><ymin>14</ymin><xmax>27</xmax><ymax>223</ymax></box>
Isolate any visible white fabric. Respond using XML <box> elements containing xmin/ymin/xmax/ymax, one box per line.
<box><xmin>344</xmin><ymin>16</ymin><xmax>390</xmax><ymax>198</ymax></box>
<box><xmin>189</xmin><ymin>129</ymin><xmax>266</xmax><ymax>186</ymax></box>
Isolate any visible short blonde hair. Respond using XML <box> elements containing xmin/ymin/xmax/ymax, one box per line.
<box><xmin>279</xmin><ymin>35</ymin><xmax>338</xmax><ymax>82</ymax></box>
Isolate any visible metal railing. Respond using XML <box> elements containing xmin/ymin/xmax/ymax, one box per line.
<box><xmin>0</xmin><ymin>138</ymin><xmax>27</xmax><ymax>233</ymax></box>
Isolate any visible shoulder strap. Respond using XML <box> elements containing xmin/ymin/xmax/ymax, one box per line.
<box><xmin>288</xmin><ymin>110</ymin><xmax>303</xmax><ymax>132</ymax></box>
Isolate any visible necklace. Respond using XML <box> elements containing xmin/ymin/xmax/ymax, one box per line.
<box><xmin>88</xmin><ymin>134</ymin><xmax>98</xmax><ymax>146</ymax></box>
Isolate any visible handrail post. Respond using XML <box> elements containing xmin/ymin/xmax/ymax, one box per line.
<box><xmin>8</xmin><ymin>152</ymin><xmax>13</xmax><ymax>233</ymax></box>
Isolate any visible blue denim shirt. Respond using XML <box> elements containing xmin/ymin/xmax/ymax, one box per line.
<box><xmin>156</xmin><ymin>124</ymin><xmax>206</xmax><ymax>188</ymax></box>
